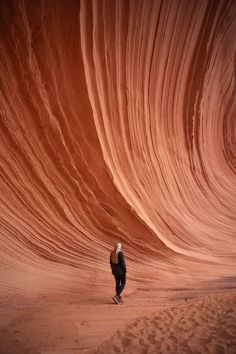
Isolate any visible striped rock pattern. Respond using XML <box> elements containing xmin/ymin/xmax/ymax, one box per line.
<box><xmin>0</xmin><ymin>0</ymin><xmax>235</xmax><ymax>295</ymax></box>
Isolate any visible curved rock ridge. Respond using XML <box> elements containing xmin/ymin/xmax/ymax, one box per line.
<box><xmin>0</xmin><ymin>0</ymin><xmax>235</xmax><ymax>294</ymax></box>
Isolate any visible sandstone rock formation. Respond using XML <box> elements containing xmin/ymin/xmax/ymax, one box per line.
<box><xmin>0</xmin><ymin>0</ymin><xmax>235</xmax><ymax>295</ymax></box>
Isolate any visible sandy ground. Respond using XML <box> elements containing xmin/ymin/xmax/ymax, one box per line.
<box><xmin>1</xmin><ymin>284</ymin><xmax>236</xmax><ymax>354</ymax></box>
<box><xmin>97</xmin><ymin>292</ymin><xmax>236</xmax><ymax>354</ymax></box>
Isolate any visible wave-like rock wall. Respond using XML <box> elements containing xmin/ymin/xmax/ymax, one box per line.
<box><xmin>0</xmin><ymin>0</ymin><xmax>235</xmax><ymax>294</ymax></box>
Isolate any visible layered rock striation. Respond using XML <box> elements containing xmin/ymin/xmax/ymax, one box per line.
<box><xmin>0</xmin><ymin>0</ymin><xmax>235</xmax><ymax>295</ymax></box>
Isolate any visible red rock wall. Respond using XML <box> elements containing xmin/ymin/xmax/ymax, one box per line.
<box><xmin>0</xmin><ymin>0</ymin><xmax>235</xmax><ymax>294</ymax></box>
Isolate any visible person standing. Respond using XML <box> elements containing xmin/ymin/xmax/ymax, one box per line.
<box><xmin>110</xmin><ymin>243</ymin><xmax>127</xmax><ymax>304</ymax></box>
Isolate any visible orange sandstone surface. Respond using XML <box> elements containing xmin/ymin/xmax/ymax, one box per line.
<box><xmin>0</xmin><ymin>1</ymin><xmax>236</xmax><ymax>353</ymax></box>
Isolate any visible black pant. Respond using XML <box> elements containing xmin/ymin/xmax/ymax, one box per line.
<box><xmin>114</xmin><ymin>273</ymin><xmax>126</xmax><ymax>296</ymax></box>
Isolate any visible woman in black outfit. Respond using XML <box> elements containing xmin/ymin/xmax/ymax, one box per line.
<box><xmin>110</xmin><ymin>243</ymin><xmax>127</xmax><ymax>304</ymax></box>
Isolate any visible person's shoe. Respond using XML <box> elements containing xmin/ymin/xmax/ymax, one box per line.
<box><xmin>118</xmin><ymin>296</ymin><xmax>123</xmax><ymax>304</ymax></box>
<box><xmin>112</xmin><ymin>295</ymin><xmax>120</xmax><ymax>304</ymax></box>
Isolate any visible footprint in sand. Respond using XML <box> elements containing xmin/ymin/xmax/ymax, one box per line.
<box><xmin>147</xmin><ymin>332</ymin><xmax>156</xmax><ymax>343</ymax></box>
<box><xmin>125</xmin><ymin>331</ymin><xmax>136</xmax><ymax>339</ymax></box>
<box><xmin>121</xmin><ymin>337</ymin><xmax>133</xmax><ymax>347</ymax></box>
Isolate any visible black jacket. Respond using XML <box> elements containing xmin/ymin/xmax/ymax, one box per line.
<box><xmin>110</xmin><ymin>251</ymin><xmax>127</xmax><ymax>276</ymax></box>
